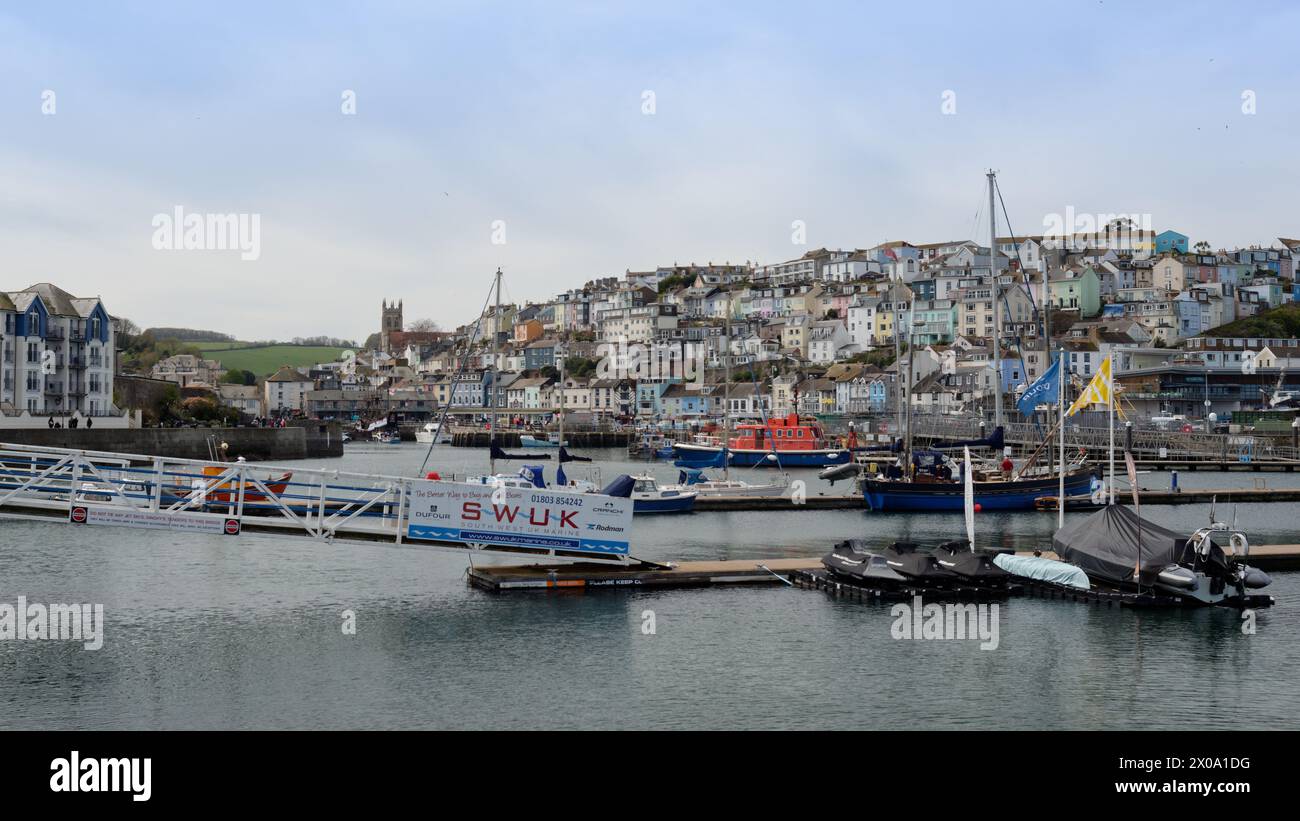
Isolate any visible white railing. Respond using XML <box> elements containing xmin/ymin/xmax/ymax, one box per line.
<box><xmin>0</xmin><ymin>441</ymin><xmax>630</xmax><ymax>564</ymax></box>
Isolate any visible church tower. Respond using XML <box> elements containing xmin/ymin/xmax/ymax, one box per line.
<box><xmin>380</xmin><ymin>299</ymin><xmax>404</xmax><ymax>352</ymax></box>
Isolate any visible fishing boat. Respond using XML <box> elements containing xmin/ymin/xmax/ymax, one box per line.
<box><xmin>860</xmin><ymin>453</ymin><xmax>1096</xmax><ymax>511</ymax></box>
<box><xmin>414</xmin><ymin>422</ymin><xmax>449</xmax><ymax>444</ymax></box>
<box><xmin>672</xmin><ymin>413</ymin><xmax>849</xmax><ymax>468</ymax></box>
<box><xmin>201</xmin><ymin>464</ymin><xmax>294</xmax><ymax>504</ymax></box>
<box><xmin>1051</xmin><ymin>504</ymin><xmax>1273</xmax><ymax>607</ymax></box>
<box><xmin>629</xmin><ymin>474</ymin><xmax>697</xmax><ymax>514</ymax></box>
<box><xmin>372</xmin><ymin>431</ymin><xmax>401</xmax><ymax>445</ymax></box>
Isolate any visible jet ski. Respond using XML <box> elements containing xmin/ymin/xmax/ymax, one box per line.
<box><xmin>821</xmin><ymin>539</ymin><xmax>909</xmax><ymax>588</ymax></box>
<box><xmin>933</xmin><ymin>540</ymin><xmax>1011</xmax><ymax>586</ymax></box>
<box><xmin>877</xmin><ymin>542</ymin><xmax>961</xmax><ymax>584</ymax></box>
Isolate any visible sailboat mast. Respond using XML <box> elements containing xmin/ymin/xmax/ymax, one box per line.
<box><xmin>988</xmin><ymin>170</ymin><xmax>1003</xmax><ymax>428</ymax></box>
<box><xmin>1057</xmin><ymin>349</ymin><xmax>1066</xmax><ymax>529</ymax></box>
<box><xmin>894</xmin><ymin>277</ymin><xmax>903</xmax><ymax>449</ymax></box>
<box><xmin>904</xmin><ymin>297</ymin><xmax>915</xmax><ymax>476</ymax></box>
<box><xmin>490</xmin><ymin>266</ymin><xmax>502</xmax><ymax>477</ymax></box>
<box><xmin>558</xmin><ymin>344</ymin><xmax>565</xmax><ymax>451</ymax></box>
<box><xmin>722</xmin><ymin>289</ymin><xmax>731</xmax><ymax>481</ymax></box>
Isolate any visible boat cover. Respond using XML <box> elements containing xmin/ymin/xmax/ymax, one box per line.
<box><xmin>519</xmin><ymin>466</ymin><xmax>546</xmax><ymax>488</ymax></box>
<box><xmin>559</xmin><ymin>447</ymin><xmax>591</xmax><ymax>463</ymax></box>
<box><xmin>674</xmin><ymin>447</ymin><xmax>728</xmax><ymax>469</ymax></box>
<box><xmin>992</xmin><ymin>553</ymin><xmax>1090</xmax><ymax>590</ymax></box>
<box><xmin>924</xmin><ymin>425</ymin><xmax>1005</xmax><ymax>451</ymax></box>
<box><xmin>600</xmin><ymin>475</ymin><xmax>635</xmax><ymax>498</ymax></box>
<box><xmin>1051</xmin><ymin>505</ymin><xmax>1227</xmax><ymax>585</ymax></box>
<box><xmin>490</xmin><ymin>442</ymin><xmax>550</xmax><ymax>461</ymax></box>
<box><xmin>677</xmin><ymin>469</ymin><xmax>709</xmax><ymax>486</ymax></box>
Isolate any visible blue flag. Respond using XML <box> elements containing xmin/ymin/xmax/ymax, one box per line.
<box><xmin>1016</xmin><ymin>356</ymin><xmax>1060</xmax><ymax>416</ymax></box>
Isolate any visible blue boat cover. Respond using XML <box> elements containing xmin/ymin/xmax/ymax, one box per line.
<box><xmin>520</xmin><ymin>466</ymin><xmax>547</xmax><ymax>488</ymax></box>
<box><xmin>600</xmin><ymin>475</ymin><xmax>635</xmax><ymax>498</ymax></box>
<box><xmin>677</xmin><ymin>468</ymin><xmax>709</xmax><ymax>486</ymax></box>
<box><xmin>993</xmin><ymin>553</ymin><xmax>1090</xmax><ymax>590</ymax></box>
<box><xmin>674</xmin><ymin>448</ymin><xmax>727</xmax><ymax>469</ymax></box>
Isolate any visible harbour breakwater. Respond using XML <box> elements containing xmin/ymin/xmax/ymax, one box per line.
<box><xmin>0</xmin><ymin>423</ymin><xmax>343</xmax><ymax>462</ymax></box>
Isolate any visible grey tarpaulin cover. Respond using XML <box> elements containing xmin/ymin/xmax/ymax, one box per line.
<box><xmin>1052</xmin><ymin>505</ymin><xmax>1192</xmax><ymax>585</ymax></box>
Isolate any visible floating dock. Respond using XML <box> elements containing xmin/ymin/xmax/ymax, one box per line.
<box><xmin>467</xmin><ymin>557</ymin><xmax>821</xmax><ymax>591</ymax></box>
<box><xmin>470</xmin><ymin>544</ymin><xmax>1300</xmax><ymax>593</ymax></box>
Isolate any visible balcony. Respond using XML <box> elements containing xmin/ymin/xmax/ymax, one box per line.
<box><xmin>45</xmin><ymin>327</ymin><xmax>65</xmax><ymax>341</ymax></box>
<box><xmin>68</xmin><ymin>357</ymin><xmax>86</xmax><ymax>370</ymax></box>
<box><xmin>43</xmin><ymin>384</ymin><xmax>63</xmax><ymax>396</ymax></box>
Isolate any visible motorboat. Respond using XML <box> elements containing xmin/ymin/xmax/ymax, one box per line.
<box><xmin>628</xmin><ymin>474</ymin><xmax>696</xmax><ymax>514</ymax></box>
<box><xmin>372</xmin><ymin>431</ymin><xmax>401</xmax><ymax>445</ymax></box>
<box><xmin>1052</xmin><ymin>504</ymin><xmax>1273</xmax><ymax>607</ymax></box>
<box><xmin>414</xmin><ymin>422</ymin><xmax>449</xmax><ymax>444</ymax></box>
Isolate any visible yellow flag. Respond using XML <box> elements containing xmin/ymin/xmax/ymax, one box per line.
<box><xmin>1065</xmin><ymin>356</ymin><xmax>1123</xmax><ymax>417</ymax></box>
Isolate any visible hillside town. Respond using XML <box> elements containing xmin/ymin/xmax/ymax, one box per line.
<box><xmin>6</xmin><ymin>226</ymin><xmax>1300</xmax><ymax>431</ymax></box>
<box><xmin>227</xmin><ymin>226</ymin><xmax>1300</xmax><ymax>429</ymax></box>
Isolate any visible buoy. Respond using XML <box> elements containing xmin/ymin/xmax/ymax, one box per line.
<box><xmin>426</xmin><ymin>471</ymin><xmax>441</xmax><ymax>480</ymax></box>
<box><xmin>974</xmin><ymin>503</ymin><xmax>982</xmax><ymax>512</ymax></box>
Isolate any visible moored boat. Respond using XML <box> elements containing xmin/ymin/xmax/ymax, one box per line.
<box><xmin>668</xmin><ymin>468</ymin><xmax>789</xmax><ymax>498</ymax></box>
<box><xmin>673</xmin><ymin>413</ymin><xmax>849</xmax><ymax>468</ymax></box>
<box><xmin>414</xmin><ymin>422</ymin><xmax>449</xmax><ymax>444</ymax></box>
<box><xmin>629</xmin><ymin>474</ymin><xmax>696</xmax><ymax>514</ymax></box>
<box><xmin>1051</xmin><ymin>504</ymin><xmax>1273</xmax><ymax>607</ymax></box>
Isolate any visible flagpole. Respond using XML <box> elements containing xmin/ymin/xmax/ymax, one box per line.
<box><xmin>1057</xmin><ymin>348</ymin><xmax>1065</xmax><ymax>529</ymax></box>
<box><xmin>1107</xmin><ymin>357</ymin><xmax>1115</xmax><ymax>506</ymax></box>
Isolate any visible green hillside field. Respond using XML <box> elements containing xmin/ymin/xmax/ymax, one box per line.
<box><xmin>191</xmin><ymin>342</ymin><xmax>352</xmax><ymax>376</ymax></box>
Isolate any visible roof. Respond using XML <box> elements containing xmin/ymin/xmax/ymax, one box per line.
<box><xmin>13</xmin><ymin>283</ymin><xmax>83</xmax><ymax>316</ymax></box>
<box><xmin>267</xmin><ymin>366</ymin><xmax>311</xmax><ymax>383</ymax></box>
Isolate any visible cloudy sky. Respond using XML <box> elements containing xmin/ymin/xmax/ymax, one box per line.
<box><xmin>2</xmin><ymin>1</ymin><xmax>1297</xmax><ymax>344</ymax></box>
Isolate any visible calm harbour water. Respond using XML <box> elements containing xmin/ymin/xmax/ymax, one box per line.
<box><xmin>1</xmin><ymin>443</ymin><xmax>1298</xmax><ymax>730</ymax></box>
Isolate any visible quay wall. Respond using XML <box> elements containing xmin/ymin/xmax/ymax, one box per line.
<box><xmin>0</xmin><ymin>422</ymin><xmax>343</xmax><ymax>462</ymax></box>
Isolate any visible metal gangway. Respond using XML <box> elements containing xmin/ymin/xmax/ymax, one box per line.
<box><xmin>0</xmin><ymin>442</ymin><xmax>632</xmax><ymax>565</ymax></box>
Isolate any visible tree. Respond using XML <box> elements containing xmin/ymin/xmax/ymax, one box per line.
<box><xmin>407</xmin><ymin>318</ymin><xmax>440</xmax><ymax>333</ymax></box>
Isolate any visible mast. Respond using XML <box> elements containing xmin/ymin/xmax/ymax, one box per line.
<box><xmin>1057</xmin><ymin>349</ymin><xmax>1066</xmax><ymax>529</ymax></box>
<box><xmin>557</xmin><ymin>343</ymin><xmax>566</xmax><ymax>452</ymax></box>
<box><xmin>894</xmin><ymin>277</ymin><xmax>903</xmax><ymax>450</ymax></box>
<box><xmin>988</xmin><ymin>169</ymin><xmax>1003</xmax><ymax>428</ymax></box>
<box><xmin>1041</xmin><ymin>253</ymin><xmax>1054</xmax><ymax>475</ymax></box>
<box><xmin>723</xmin><ymin>289</ymin><xmax>731</xmax><ymax>480</ymax></box>
<box><xmin>490</xmin><ymin>266</ymin><xmax>502</xmax><ymax>477</ymax></box>
<box><xmin>904</xmin><ymin>293</ymin><xmax>915</xmax><ymax>477</ymax></box>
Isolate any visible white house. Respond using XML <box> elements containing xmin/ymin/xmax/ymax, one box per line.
<box><xmin>264</xmin><ymin>366</ymin><xmax>313</xmax><ymax>415</ymax></box>
<box><xmin>807</xmin><ymin>319</ymin><xmax>850</xmax><ymax>364</ymax></box>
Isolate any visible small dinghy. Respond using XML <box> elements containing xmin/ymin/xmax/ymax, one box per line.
<box><xmin>992</xmin><ymin>553</ymin><xmax>1090</xmax><ymax>590</ymax></box>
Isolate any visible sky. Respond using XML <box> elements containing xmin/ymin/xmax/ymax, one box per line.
<box><xmin>2</xmin><ymin>1</ymin><xmax>1298</xmax><ymax>344</ymax></box>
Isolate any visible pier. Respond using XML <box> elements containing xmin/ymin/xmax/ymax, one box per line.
<box><xmin>469</xmin><ymin>544</ymin><xmax>1300</xmax><ymax>593</ymax></box>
